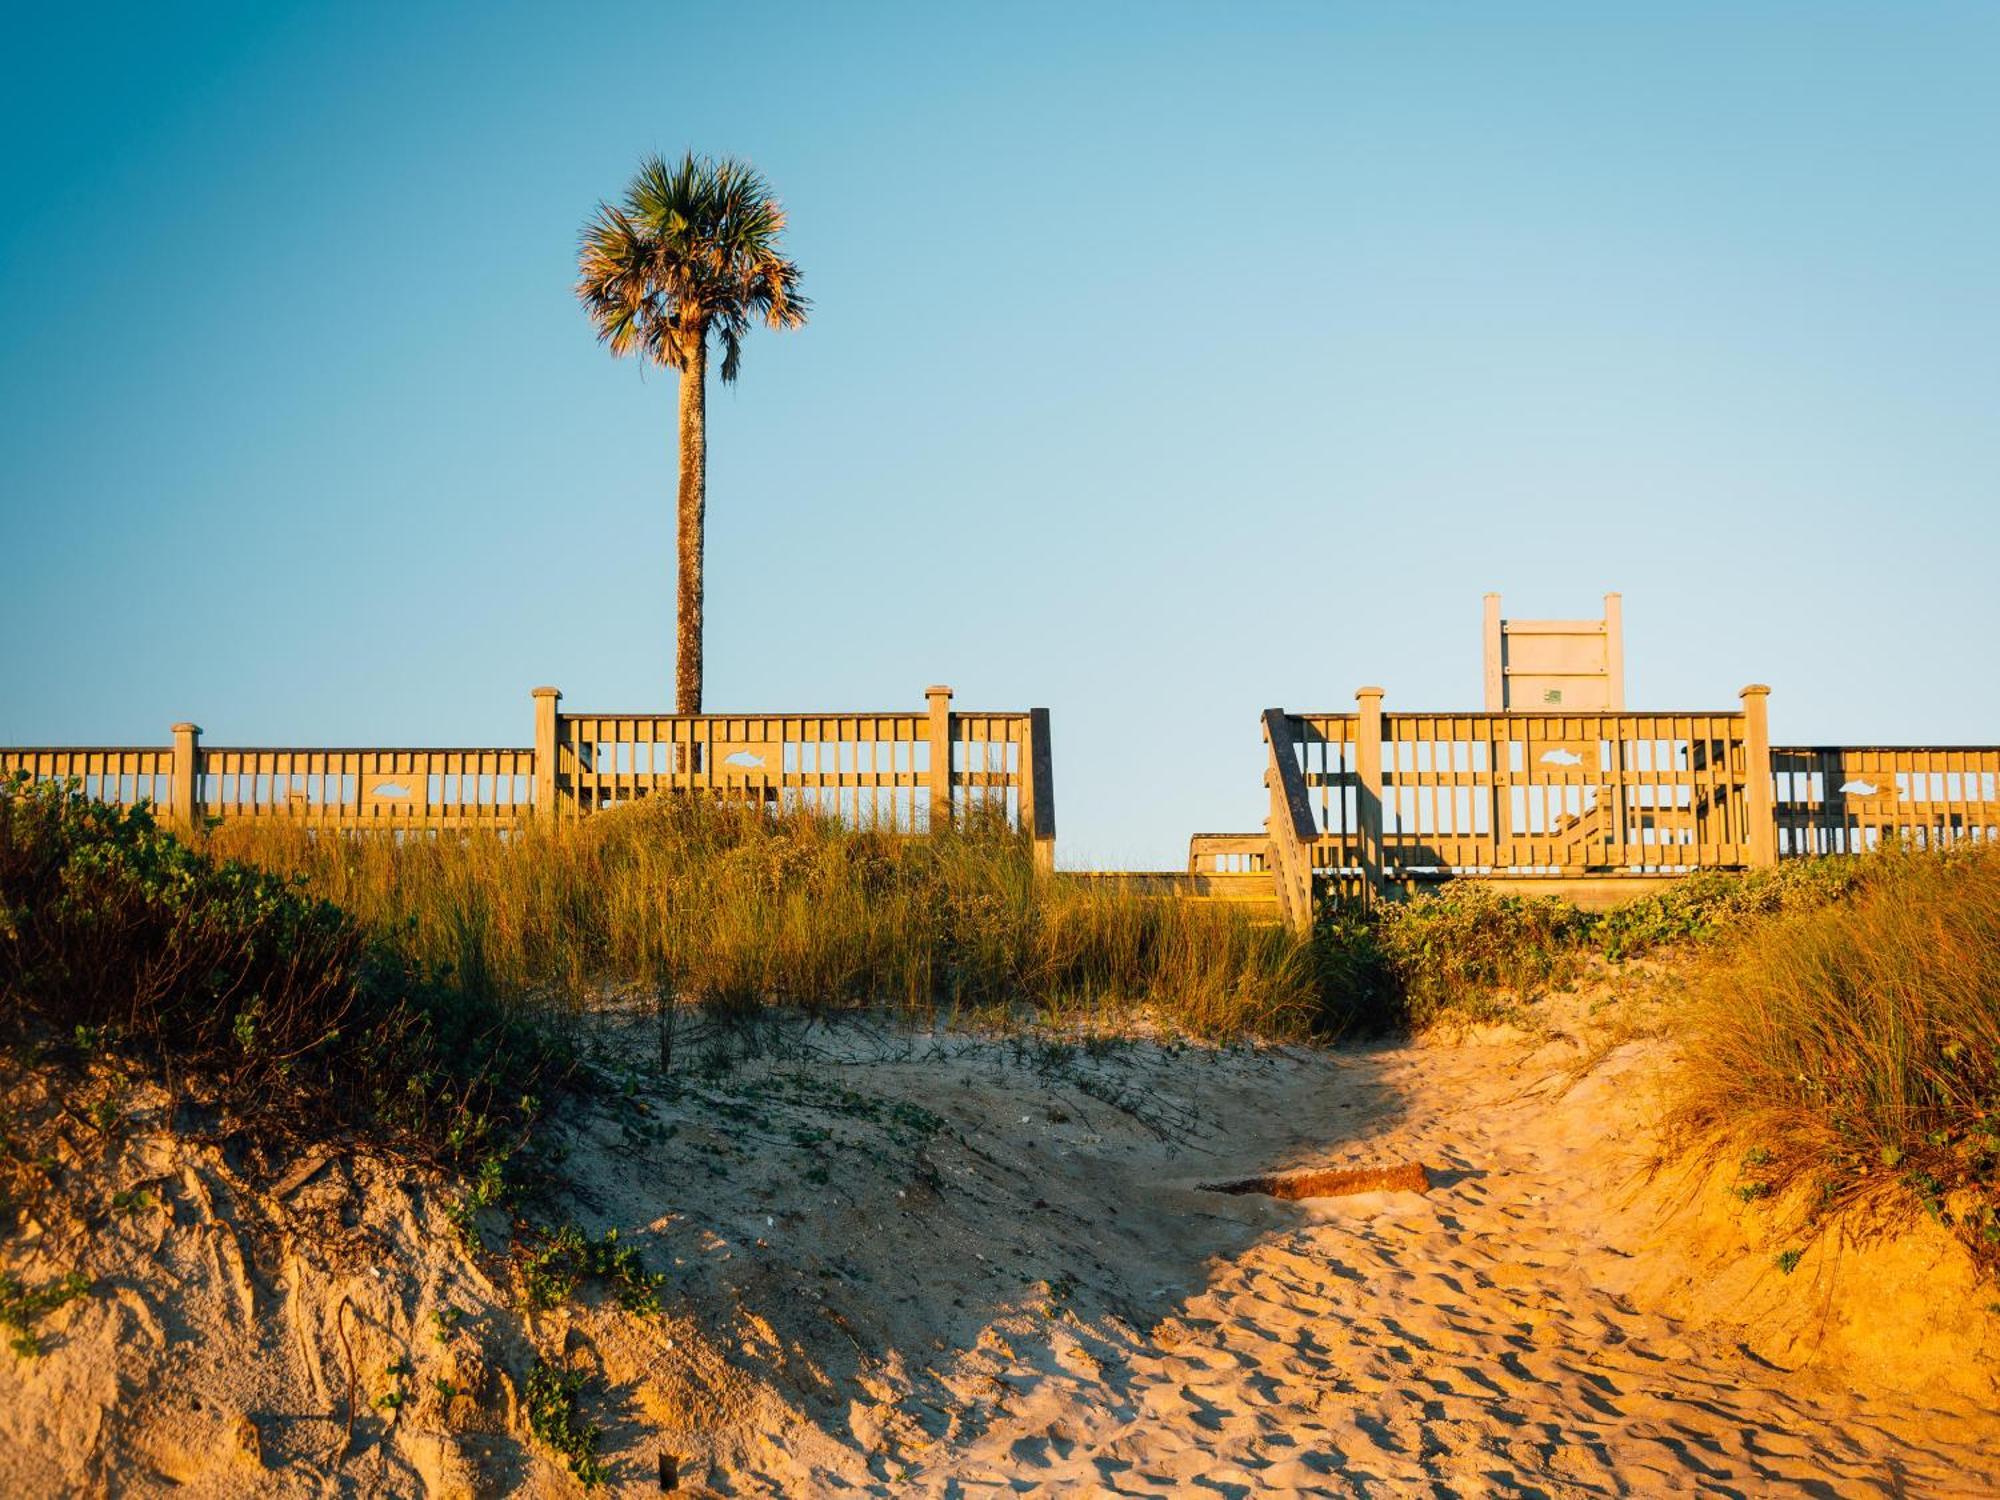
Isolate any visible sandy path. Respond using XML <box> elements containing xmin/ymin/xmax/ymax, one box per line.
<box><xmin>3</xmin><ymin>1001</ymin><xmax>1995</xmax><ymax>1496</ymax></box>
<box><xmin>879</xmin><ymin>1031</ymin><xmax>1999</xmax><ymax>1498</ymax></box>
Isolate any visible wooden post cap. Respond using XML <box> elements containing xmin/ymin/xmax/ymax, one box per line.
<box><xmin>171</xmin><ymin>722</ymin><xmax>201</xmax><ymax>735</ymax></box>
<box><xmin>531</xmin><ymin>686</ymin><xmax>562</xmax><ymax>700</ymax></box>
<box><xmin>926</xmin><ymin>684</ymin><xmax>953</xmax><ymax>700</ymax></box>
<box><xmin>1739</xmin><ymin>684</ymin><xmax>1770</xmax><ymax>698</ymax></box>
<box><xmin>1356</xmin><ymin>686</ymin><xmax>1385</xmax><ymax>701</ymax></box>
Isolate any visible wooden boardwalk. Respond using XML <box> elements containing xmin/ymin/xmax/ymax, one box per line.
<box><xmin>5</xmin><ymin>678</ymin><xmax>1995</xmax><ymax>930</ymax></box>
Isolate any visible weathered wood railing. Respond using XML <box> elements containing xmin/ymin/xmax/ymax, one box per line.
<box><xmin>0</xmin><ymin>685</ymin><xmax>1056</xmax><ymax>867</ymax></box>
<box><xmin>1249</xmin><ymin>684</ymin><xmax>1999</xmax><ymax>927</ymax></box>
<box><xmin>1185</xmin><ymin>834</ymin><xmax>1269</xmax><ymax>875</ymax></box>
<box><xmin>1251</xmin><ymin>688</ymin><xmax>1775</xmax><ymax>922</ymax></box>
<box><xmin>1271</xmin><ymin>686</ymin><xmax>1773</xmax><ymax>904</ymax></box>
<box><xmin>1772</xmin><ymin>746</ymin><xmax>2000</xmax><ymax>856</ymax></box>
<box><xmin>1261</xmin><ymin>710</ymin><xmax>1318</xmax><ymax>930</ymax></box>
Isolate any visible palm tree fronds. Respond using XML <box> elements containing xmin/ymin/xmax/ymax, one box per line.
<box><xmin>577</xmin><ymin>151</ymin><xmax>807</xmax><ymax>375</ymax></box>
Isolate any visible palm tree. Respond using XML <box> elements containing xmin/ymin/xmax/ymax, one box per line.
<box><xmin>577</xmin><ymin>152</ymin><xmax>807</xmax><ymax>713</ymax></box>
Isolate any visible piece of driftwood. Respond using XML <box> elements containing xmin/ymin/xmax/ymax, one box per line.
<box><xmin>1202</xmin><ymin>1163</ymin><xmax>1430</xmax><ymax>1200</ymax></box>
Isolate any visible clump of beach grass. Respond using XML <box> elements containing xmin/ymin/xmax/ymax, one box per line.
<box><xmin>1668</xmin><ymin>843</ymin><xmax>2000</xmax><ymax>1272</ymax></box>
<box><xmin>204</xmin><ymin>797</ymin><xmax>1325</xmax><ymax>1041</ymax></box>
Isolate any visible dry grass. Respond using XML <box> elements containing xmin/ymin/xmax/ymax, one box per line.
<box><xmin>204</xmin><ymin>799</ymin><xmax>1326</xmax><ymax>1041</ymax></box>
<box><xmin>1669</xmin><ymin>843</ymin><xmax>2000</xmax><ymax>1271</ymax></box>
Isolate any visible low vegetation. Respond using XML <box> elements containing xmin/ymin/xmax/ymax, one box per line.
<box><xmin>525</xmin><ymin>1360</ymin><xmax>608</xmax><ymax>1488</ymax></box>
<box><xmin>0</xmin><ymin>774</ymin><xmax>570</xmax><ymax>1165</ymax></box>
<box><xmin>1670</xmin><ymin>843</ymin><xmax>2000</xmax><ymax>1272</ymax></box>
<box><xmin>10</xmin><ymin>769</ymin><xmax>1993</xmax><ymax>1307</ymax></box>
<box><xmin>206</xmin><ymin>798</ymin><xmax>1322</xmax><ymax>1040</ymax></box>
<box><xmin>1315</xmin><ymin>856</ymin><xmax>1869</xmax><ymax>1031</ymax></box>
<box><xmin>521</xmin><ymin>1223</ymin><xmax>664</xmax><ymax>1315</ymax></box>
<box><xmin>0</xmin><ymin>1268</ymin><xmax>89</xmax><ymax>1357</ymax></box>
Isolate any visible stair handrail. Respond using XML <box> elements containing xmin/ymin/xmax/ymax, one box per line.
<box><xmin>1262</xmin><ymin>709</ymin><xmax>1318</xmax><ymax>933</ymax></box>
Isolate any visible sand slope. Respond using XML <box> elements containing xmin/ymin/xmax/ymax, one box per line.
<box><xmin>2</xmin><ymin>993</ymin><xmax>1995</xmax><ymax>1497</ymax></box>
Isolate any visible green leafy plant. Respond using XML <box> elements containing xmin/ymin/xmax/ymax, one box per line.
<box><xmin>445</xmin><ymin>1151</ymin><xmax>513</xmax><ymax>1248</ymax></box>
<box><xmin>522</xmin><ymin>1223</ymin><xmax>663</xmax><ymax>1315</ymax></box>
<box><xmin>0</xmin><ymin>775</ymin><xmax>574</xmax><ymax>1165</ymax></box>
<box><xmin>526</xmin><ymin>1360</ymin><xmax>607</xmax><ymax>1488</ymax></box>
<box><xmin>1309</xmin><ymin>856</ymin><xmax>1870</xmax><ymax>1032</ymax></box>
<box><xmin>377</xmin><ymin>1354</ymin><xmax>416</xmax><ymax>1411</ymax></box>
<box><xmin>1</xmin><ymin>1270</ymin><xmax>90</xmax><ymax>1358</ymax></box>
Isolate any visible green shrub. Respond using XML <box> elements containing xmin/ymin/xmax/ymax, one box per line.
<box><xmin>1374</xmin><ymin>885</ymin><xmax>1594</xmax><ymax>1029</ymax></box>
<box><xmin>1592</xmin><ymin>859</ymin><xmax>1868</xmax><ymax>960</ymax></box>
<box><xmin>1310</xmin><ymin>857</ymin><xmax>1868</xmax><ymax>1031</ymax></box>
<box><xmin>0</xmin><ymin>775</ymin><xmax>571</xmax><ymax>1162</ymax></box>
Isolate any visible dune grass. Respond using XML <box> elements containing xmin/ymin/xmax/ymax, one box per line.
<box><xmin>204</xmin><ymin>797</ymin><xmax>1327</xmax><ymax>1042</ymax></box>
<box><xmin>20</xmin><ymin>765</ymin><xmax>1992</xmax><ymax>1277</ymax></box>
<box><xmin>1669</xmin><ymin>843</ymin><xmax>2000</xmax><ymax>1271</ymax></box>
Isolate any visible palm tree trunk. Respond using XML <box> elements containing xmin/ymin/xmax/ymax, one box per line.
<box><xmin>675</xmin><ymin>338</ymin><xmax>707</xmax><ymax>715</ymax></box>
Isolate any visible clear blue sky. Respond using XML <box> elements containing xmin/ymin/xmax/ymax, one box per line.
<box><xmin>4</xmin><ymin>2</ymin><xmax>1997</xmax><ymax>867</ymax></box>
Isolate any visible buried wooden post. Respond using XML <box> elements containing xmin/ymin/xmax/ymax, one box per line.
<box><xmin>1355</xmin><ymin>686</ymin><xmax>1386</xmax><ymax>899</ymax></box>
<box><xmin>1741</xmin><ymin>683</ymin><xmax>1776</xmax><ymax>867</ymax></box>
<box><xmin>169</xmin><ymin>720</ymin><xmax>202</xmax><ymax>828</ymax></box>
<box><xmin>532</xmin><ymin>686</ymin><xmax>562</xmax><ymax>821</ymax></box>
<box><xmin>926</xmin><ymin>684</ymin><xmax>954</xmax><ymax>832</ymax></box>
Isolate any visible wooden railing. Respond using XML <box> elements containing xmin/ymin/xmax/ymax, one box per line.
<box><xmin>1251</xmin><ymin>684</ymin><xmax>2000</xmax><ymax>928</ymax></box>
<box><xmin>1186</xmin><ymin>833</ymin><xmax>1269</xmax><ymax>875</ymax></box>
<box><xmin>1</xmin><ymin>685</ymin><xmax>1056</xmax><ymax>865</ymax></box>
<box><xmin>196</xmin><ymin>747</ymin><xmax>536</xmax><ymax>828</ymax></box>
<box><xmin>1262</xmin><ymin>710</ymin><xmax>1318</xmax><ymax>929</ymax></box>
<box><xmin>1773</xmin><ymin>746</ymin><xmax>2000</xmax><ymax>856</ymax></box>
<box><xmin>1256</xmin><ymin>686</ymin><xmax>1778</xmax><ymax>921</ymax></box>
<box><xmin>0</xmin><ymin>747</ymin><xmax>175</xmax><ymax>813</ymax></box>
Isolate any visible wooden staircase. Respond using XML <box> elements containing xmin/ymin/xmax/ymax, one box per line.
<box><xmin>1060</xmin><ymin>834</ymin><xmax>1284</xmax><ymax>921</ymax></box>
<box><xmin>1182</xmin><ymin>832</ymin><xmax>1284</xmax><ymax>919</ymax></box>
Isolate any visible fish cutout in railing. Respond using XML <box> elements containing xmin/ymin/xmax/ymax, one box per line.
<box><xmin>713</xmin><ymin>743</ymin><xmax>779</xmax><ymax>780</ymax></box>
<box><xmin>1838</xmin><ymin>779</ymin><xmax>1887</xmax><ymax>799</ymax></box>
<box><xmin>1538</xmin><ymin>748</ymin><xmax>1584</xmax><ymax>767</ymax></box>
<box><xmin>368</xmin><ymin>781</ymin><xmax>415</xmax><ymax>800</ymax></box>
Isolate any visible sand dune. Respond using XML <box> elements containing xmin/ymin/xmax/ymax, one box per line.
<box><xmin>2</xmin><ymin>987</ymin><xmax>1994</xmax><ymax>1496</ymax></box>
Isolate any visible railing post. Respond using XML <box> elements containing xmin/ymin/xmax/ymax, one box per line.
<box><xmin>533</xmin><ymin>686</ymin><xmax>562</xmax><ymax>821</ymax></box>
<box><xmin>1482</xmin><ymin>595</ymin><xmax>1504</xmax><ymax>711</ymax></box>
<box><xmin>926</xmin><ymin>684</ymin><xmax>954</xmax><ymax>832</ymax></box>
<box><xmin>1021</xmin><ymin>707</ymin><xmax>1056</xmax><ymax>872</ymax></box>
<box><xmin>1355</xmin><ymin>686</ymin><xmax>1386</xmax><ymax>897</ymax></box>
<box><xmin>169</xmin><ymin>721</ymin><xmax>202</xmax><ymax>828</ymax></box>
<box><xmin>1741</xmin><ymin>684</ymin><xmax>1776</xmax><ymax>866</ymax></box>
<box><xmin>1603</xmin><ymin>593</ymin><xmax>1626</xmax><ymax>711</ymax></box>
